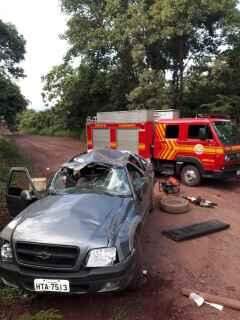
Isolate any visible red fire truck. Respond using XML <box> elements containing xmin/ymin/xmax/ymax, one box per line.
<box><xmin>86</xmin><ymin>110</ymin><xmax>240</xmax><ymax>186</ymax></box>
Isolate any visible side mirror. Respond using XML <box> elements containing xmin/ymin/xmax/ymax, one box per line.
<box><xmin>20</xmin><ymin>190</ymin><xmax>33</xmax><ymax>201</ymax></box>
<box><xmin>199</xmin><ymin>127</ymin><xmax>207</xmax><ymax>140</ymax></box>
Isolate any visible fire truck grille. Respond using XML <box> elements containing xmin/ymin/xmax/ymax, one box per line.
<box><xmin>228</xmin><ymin>153</ymin><xmax>240</xmax><ymax>161</ymax></box>
<box><xmin>15</xmin><ymin>242</ymin><xmax>79</xmax><ymax>269</ymax></box>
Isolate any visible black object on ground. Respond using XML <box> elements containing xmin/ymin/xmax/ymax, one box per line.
<box><xmin>162</xmin><ymin>219</ymin><xmax>230</xmax><ymax>241</ymax></box>
<box><xmin>161</xmin><ymin>177</ymin><xmax>180</xmax><ymax>194</ymax></box>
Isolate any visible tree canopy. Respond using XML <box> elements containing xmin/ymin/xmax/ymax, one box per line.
<box><xmin>0</xmin><ymin>19</ymin><xmax>26</xmax><ymax>78</ymax></box>
<box><xmin>0</xmin><ymin>19</ymin><xmax>27</xmax><ymax>127</ymax></box>
<box><xmin>38</xmin><ymin>0</ymin><xmax>240</xmax><ymax>131</ymax></box>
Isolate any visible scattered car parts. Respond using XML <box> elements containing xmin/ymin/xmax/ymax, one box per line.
<box><xmin>182</xmin><ymin>288</ymin><xmax>240</xmax><ymax>311</ymax></box>
<box><xmin>184</xmin><ymin>196</ymin><xmax>218</xmax><ymax>208</ymax></box>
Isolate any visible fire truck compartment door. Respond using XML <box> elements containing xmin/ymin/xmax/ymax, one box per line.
<box><xmin>117</xmin><ymin>129</ymin><xmax>139</xmax><ymax>153</ymax></box>
<box><xmin>93</xmin><ymin>128</ymin><xmax>110</xmax><ymax>149</ymax></box>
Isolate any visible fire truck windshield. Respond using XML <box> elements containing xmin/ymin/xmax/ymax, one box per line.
<box><xmin>213</xmin><ymin>121</ymin><xmax>240</xmax><ymax>145</ymax></box>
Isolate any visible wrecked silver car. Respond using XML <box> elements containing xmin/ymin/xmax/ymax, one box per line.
<box><xmin>0</xmin><ymin>149</ymin><xmax>153</xmax><ymax>294</ymax></box>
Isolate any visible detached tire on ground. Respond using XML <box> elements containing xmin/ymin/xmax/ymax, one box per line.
<box><xmin>160</xmin><ymin>196</ymin><xmax>190</xmax><ymax>214</ymax></box>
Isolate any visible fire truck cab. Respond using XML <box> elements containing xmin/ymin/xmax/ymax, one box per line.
<box><xmin>86</xmin><ymin>110</ymin><xmax>240</xmax><ymax>186</ymax></box>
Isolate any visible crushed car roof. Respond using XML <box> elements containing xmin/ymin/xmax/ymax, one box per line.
<box><xmin>62</xmin><ymin>149</ymin><xmax>132</xmax><ymax>170</ymax></box>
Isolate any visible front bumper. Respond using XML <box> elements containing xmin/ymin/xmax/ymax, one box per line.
<box><xmin>0</xmin><ymin>253</ymin><xmax>137</xmax><ymax>294</ymax></box>
<box><xmin>203</xmin><ymin>166</ymin><xmax>240</xmax><ymax>179</ymax></box>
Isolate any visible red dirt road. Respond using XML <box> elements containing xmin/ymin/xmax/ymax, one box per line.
<box><xmin>14</xmin><ymin>134</ymin><xmax>86</xmax><ymax>177</ymax></box>
<box><xmin>5</xmin><ymin>135</ymin><xmax>240</xmax><ymax>319</ymax></box>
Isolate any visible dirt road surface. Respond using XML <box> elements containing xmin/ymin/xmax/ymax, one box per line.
<box><xmin>14</xmin><ymin>134</ymin><xmax>86</xmax><ymax>177</ymax></box>
<box><xmin>3</xmin><ymin>135</ymin><xmax>240</xmax><ymax>319</ymax></box>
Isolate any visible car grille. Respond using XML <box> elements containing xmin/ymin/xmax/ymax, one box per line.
<box><xmin>15</xmin><ymin>242</ymin><xmax>79</xmax><ymax>270</ymax></box>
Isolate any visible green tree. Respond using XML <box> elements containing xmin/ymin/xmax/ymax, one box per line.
<box><xmin>0</xmin><ymin>20</ymin><xmax>26</xmax><ymax>127</ymax></box>
<box><xmin>0</xmin><ymin>19</ymin><xmax>26</xmax><ymax>78</ymax></box>
<box><xmin>59</xmin><ymin>0</ymin><xmax>240</xmax><ymax>114</ymax></box>
<box><xmin>127</xmin><ymin>0</ymin><xmax>240</xmax><ymax>109</ymax></box>
<box><xmin>183</xmin><ymin>38</ymin><xmax>240</xmax><ymax>123</ymax></box>
<box><xmin>42</xmin><ymin>63</ymin><xmax>112</xmax><ymax>127</ymax></box>
<box><xmin>40</xmin><ymin>0</ymin><xmax>240</xmax><ymax>130</ymax></box>
<box><xmin>0</xmin><ymin>74</ymin><xmax>27</xmax><ymax>127</ymax></box>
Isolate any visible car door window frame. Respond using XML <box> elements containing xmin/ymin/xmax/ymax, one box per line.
<box><xmin>7</xmin><ymin>167</ymin><xmax>38</xmax><ymax>197</ymax></box>
<box><xmin>188</xmin><ymin>124</ymin><xmax>213</xmax><ymax>140</ymax></box>
<box><xmin>165</xmin><ymin>125</ymin><xmax>180</xmax><ymax>139</ymax></box>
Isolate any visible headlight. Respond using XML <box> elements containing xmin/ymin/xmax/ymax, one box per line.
<box><xmin>86</xmin><ymin>247</ymin><xmax>117</xmax><ymax>267</ymax></box>
<box><xmin>1</xmin><ymin>242</ymin><xmax>13</xmax><ymax>261</ymax></box>
<box><xmin>225</xmin><ymin>154</ymin><xmax>230</xmax><ymax>161</ymax></box>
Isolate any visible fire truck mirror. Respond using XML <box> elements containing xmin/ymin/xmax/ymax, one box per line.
<box><xmin>199</xmin><ymin>127</ymin><xmax>208</xmax><ymax>140</ymax></box>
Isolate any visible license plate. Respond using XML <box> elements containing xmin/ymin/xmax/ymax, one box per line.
<box><xmin>34</xmin><ymin>279</ymin><xmax>70</xmax><ymax>292</ymax></box>
<box><xmin>237</xmin><ymin>170</ymin><xmax>240</xmax><ymax>176</ymax></box>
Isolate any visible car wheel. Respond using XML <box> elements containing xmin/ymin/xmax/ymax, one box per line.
<box><xmin>128</xmin><ymin>234</ymin><xmax>143</xmax><ymax>290</ymax></box>
<box><xmin>181</xmin><ymin>165</ymin><xmax>201</xmax><ymax>186</ymax></box>
<box><xmin>160</xmin><ymin>195</ymin><xmax>190</xmax><ymax>214</ymax></box>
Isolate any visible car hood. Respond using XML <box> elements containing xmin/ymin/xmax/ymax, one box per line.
<box><xmin>11</xmin><ymin>193</ymin><xmax>133</xmax><ymax>249</ymax></box>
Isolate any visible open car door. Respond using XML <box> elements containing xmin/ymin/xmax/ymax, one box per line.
<box><xmin>6</xmin><ymin>167</ymin><xmax>40</xmax><ymax>218</ymax></box>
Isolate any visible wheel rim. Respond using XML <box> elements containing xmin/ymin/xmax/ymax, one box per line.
<box><xmin>184</xmin><ymin>169</ymin><xmax>197</xmax><ymax>184</ymax></box>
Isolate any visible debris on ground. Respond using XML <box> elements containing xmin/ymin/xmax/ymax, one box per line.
<box><xmin>189</xmin><ymin>292</ymin><xmax>223</xmax><ymax>311</ymax></box>
<box><xmin>182</xmin><ymin>288</ymin><xmax>240</xmax><ymax>311</ymax></box>
<box><xmin>184</xmin><ymin>196</ymin><xmax>218</xmax><ymax>208</ymax></box>
<box><xmin>142</xmin><ymin>269</ymin><xmax>148</xmax><ymax>276</ymax></box>
<box><xmin>160</xmin><ymin>195</ymin><xmax>190</xmax><ymax>214</ymax></box>
<box><xmin>160</xmin><ymin>177</ymin><xmax>180</xmax><ymax>194</ymax></box>
<box><xmin>162</xmin><ymin>219</ymin><xmax>230</xmax><ymax>241</ymax></box>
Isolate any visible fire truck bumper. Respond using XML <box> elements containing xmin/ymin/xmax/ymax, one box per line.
<box><xmin>203</xmin><ymin>166</ymin><xmax>240</xmax><ymax>179</ymax></box>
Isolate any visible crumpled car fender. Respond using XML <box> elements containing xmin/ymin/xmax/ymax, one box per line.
<box><xmin>116</xmin><ymin>214</ymin><xmax>142</xmax><ymax>261</ymax></box>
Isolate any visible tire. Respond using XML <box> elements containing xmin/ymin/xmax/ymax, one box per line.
<box><xmin>128</xmin><ymin>235</ymin><xmax>143</xmax><ymax>290</ymax></box>
<box><xmin>160</xmin><ymin>195</ymin><xmax>190</xmax><ymax>214</ymax></box>
<box><xmin>180</xmin><ymin>165</ymin><xmax>201</xmax><ymax>186</ymax></box>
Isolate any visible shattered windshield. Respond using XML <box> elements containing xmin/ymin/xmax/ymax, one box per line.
<box><xmin>213</xmin><ymin>121</ymin><xmax>240</xmax><ymax>145</ymax></box>
<box><xmin>52</xmin><ymin>164</ymin><xmax>131</xmax><ymax>197</ymax></box>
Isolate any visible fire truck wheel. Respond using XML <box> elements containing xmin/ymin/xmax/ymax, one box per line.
<box><xmin>160</xmin><ymin>196</ymin><xmax>190</xmax><ymax>214</ymax></box>
<box><xmin>180</xmin><ymin>165</ymin><xmax>201</xmax><ymax>186</ymax></box>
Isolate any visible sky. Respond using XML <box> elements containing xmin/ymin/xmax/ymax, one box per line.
<box><xmin>0</xmin><ymin>0</ymin><xmax>67</xmax><ymax>110</ymax></box>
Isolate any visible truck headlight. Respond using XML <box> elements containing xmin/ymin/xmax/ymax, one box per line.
<box><xmin>1</xmin><ymin>242</ymin><xmax>13</xmax><ymax>261</ymax></box>
<box><xmin>225</xmin><ymin>155</ymin><xmax>230</xmax><ymax>161</ymax></box>
<box><xmin>86</xmin><ymin>247</ymin><xmax>117</xmax><ymax>267</ymax></box>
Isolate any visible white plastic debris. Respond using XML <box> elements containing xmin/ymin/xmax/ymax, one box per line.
<box><xmin>189</xmin><ymin>292</ymin><xmax>223</xmax><ymax>311</ymax></box>
<box><xmin>205</xmin><ymin>302</ymin><xmax>224</xmax><ymax>311</ymax></box>
<box><xmin>142</xmin><ymin>270</ymin><xmax>148</xmax><ymax>276</ymax></box>
<box><xmin>190</xmin><ymin>292</ymin><xmax>204</xmax><ymax>307</ymax></box>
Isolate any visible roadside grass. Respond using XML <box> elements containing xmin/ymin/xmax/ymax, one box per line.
<box><xmin>0</xmin><ymin>137</ymin><xmax>33</xmax><ymax>312</ymax></box>
<box><xmin>0</xmin><ymin>137</ymin><xmax>31</xmax><ymax>187</ymax></box>
<box><xmin>0</xmin><ymin>137</ymin><xmax>31</xmax><ymax>223</ymax></box>
<box><xmin>18</xmin><ymin>309</ymin><xmax>63</xmax><ymax>320</ymax></box>
<box><xmin>0</xmin><ymin>281</ymin><xmax>21</xmax><ymax>305</ymax></box>
<box><xmin>111</xmin><ymin>307</ymin><xmax>129</xmax><ymax>320</ymax></box>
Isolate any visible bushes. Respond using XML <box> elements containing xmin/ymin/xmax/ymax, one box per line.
<box><xmin>17</xmin><ymin>110</ymin><xmax>82</xmax><ymax>137</ymax></box>
<box><xmin>0</xmin><ymin>137</ymin><xmax>30</xmax><ymax>229</ymax></box>
<box><xmin>18</xmin><ymin>309</ymin><xmax>63</xmax><ymax>320</ymax></box>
